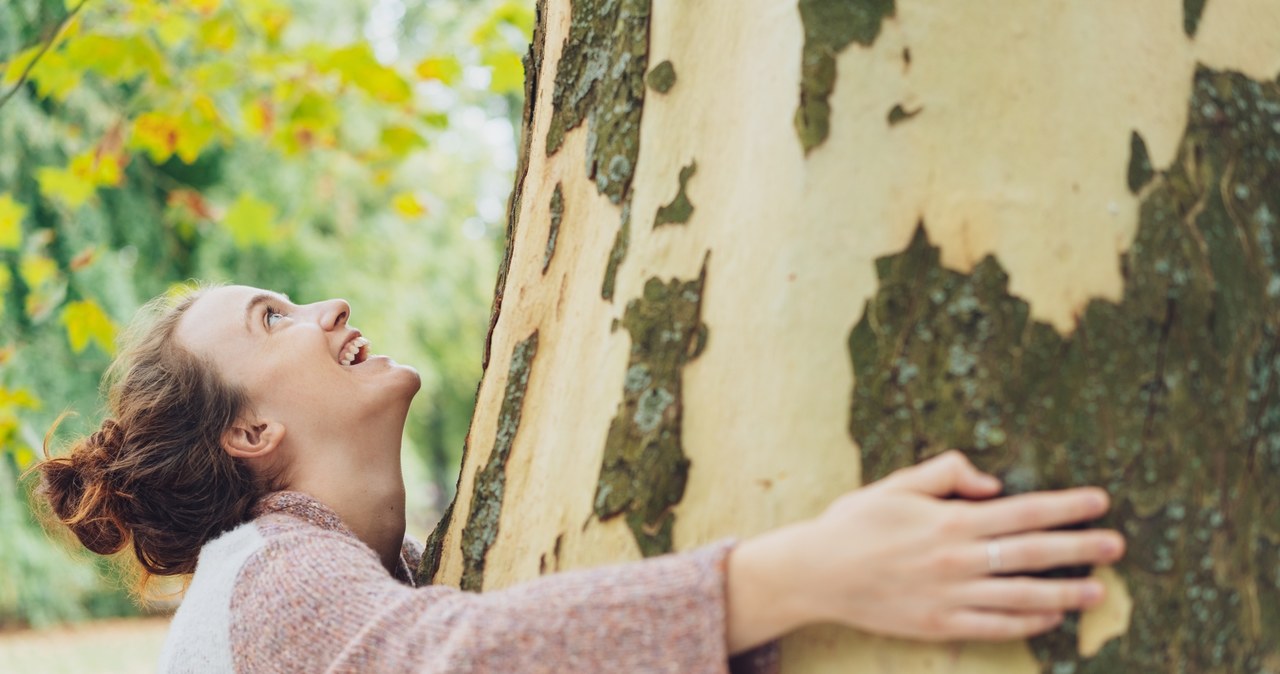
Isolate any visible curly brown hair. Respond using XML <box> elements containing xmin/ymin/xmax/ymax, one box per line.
<box><xmin>34</xmin><ymin>286</ymin><xmax>272</xmax><ymax>593</ymax></box>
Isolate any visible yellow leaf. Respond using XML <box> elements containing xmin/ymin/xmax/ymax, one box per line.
<box><xmin>379</xmin><ymin>125</ymin><xmax>425</xmax><ymax>158</ymax></box>
<box><xmin>19</xmin><ymin>255</ymin><xmax>58</xmax><ymax>289</ymax></box>
<box><xmin>242</xmin><ymin>97</ymin><xmax>274</xmax><ymax>135</ymax></box>
<box><xmin>392</xmin><ymin>193</ymin><xmax>426</xmax><ymax>218</ymax></box>
<box><xmin>415</xmin><ymin>56</ymin><xmax>462</xmax><ymax>85</ymax></box>
<box><xmin>485</xmin><ymin>50</ymin><xmax>525</xmax><ymax>95</ymax></box>
<box><xmin>0</xmin><ymin>194</ymin><xmax>26</xmax><ymax>249</ymax></box>
<box><xmin>13</xmin><ymin>447</ymin><xmax>36</xmax><ymax>470</ymax></box>
<box><xmin>156</xmin><ymin>11</ymin><xmax>197</xmax><ymax>47</ymax></box>
<box><xmin>36</xmin><ymin>166</ymin><xmax>96</xmax><ymax>209</ymax></box>
<box><xmin>322</xmin><ymin>44</ymin><xmax>412</xmax><ymax>104</ymax></box>
<box><xmin>192</xmin><ymin>61</ymin><xmax>238</xmax><ymax>89</ymax></box>
<box><xmin>0</xmin><ymin>387</ymin><xmax>40</xmax><ymax>410</ymax></box>
<box><xmin>1</xmin><ymin>47</ymin><xmax>40</xmax><ymax>87</ymax></box>
<box><xmin>65</xmin><ymin>35</ymin><xmax>166</xmax><ymax>82</ymax></box>
<box><xmin>222</xmin><ymin>193</ymin><xmax>278</xmax><ymax>247</ymax></box>
<box><xmin>61</xmin><ymin>299</ymin><xmax>118</xmax><ymax>355</ymax></box>
<box><xmin>185</xmin><ymin>0</ymin><xmax>222</xmax><ymax>16</ymax></box>
<box><xmin>69</xmin><ymin>150</ymin><xmax>124</xmax><ymax>188</ymax></box>
<box><xmin>28</xmin><ymin>49</ymin><xmax>81</xmax><ymax>101</ymax></box>
<box><xmin>197</xmin><ymin>14</ymin><xmax>238</xmax><ymax>52</ymax></box>
<box><xmin>130</xmin><ymin>112</ymin><xmax>181</xmax><ymax>163</ymax></box>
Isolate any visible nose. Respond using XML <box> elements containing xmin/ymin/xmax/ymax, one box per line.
<box><xmin>317</xmin><ymin>298</ymin><xmax>351</xmax><ymax>331</ymax></box>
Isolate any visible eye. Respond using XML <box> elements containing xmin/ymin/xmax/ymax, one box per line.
<box><xmin>265</xmin><ymin>307</ymin><xmax>286</xmax><ymax>328</ymax></box>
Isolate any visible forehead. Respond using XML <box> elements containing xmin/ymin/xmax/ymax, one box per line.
<box><xmin>174</xmin><ymin>285</ymin><xmax>285</xmax><ymax>355</ymax></box>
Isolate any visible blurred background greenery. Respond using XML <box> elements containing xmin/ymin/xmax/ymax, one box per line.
<box><xmin>0</xmin><ymin>0</ymin><xmax>526</xmax><ymax>629</ymax></box>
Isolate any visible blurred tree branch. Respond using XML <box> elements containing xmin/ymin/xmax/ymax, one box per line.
<box><xmin>0</xmin><ymin>0</ymin><xmax>87</xmax><ymax>112</ymax></box>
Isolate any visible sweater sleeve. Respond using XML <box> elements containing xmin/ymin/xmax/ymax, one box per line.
<box><xmin>228</xmin><ymin>530</ymin><xmax>779</xmax><ymax>674</ymax></box>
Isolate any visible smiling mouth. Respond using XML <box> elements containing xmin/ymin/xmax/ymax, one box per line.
<box><xmin>340</xmin><ymin>337</ymin><xmax>370</xmax><ymax>366</ymax></box>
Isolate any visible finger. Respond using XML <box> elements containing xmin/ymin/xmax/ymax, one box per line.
<box><xmin>935</xmin><ymin>609</ymin><xmax>1064</xmax><ymax>641</ymax></box>
<box><xmin>972</xmin><ymin>531</ymin><xmax>1125</xmax><ymax>575</ymax></box>
<box><xmin>888</xmin><ymin>450</ymin><xmax>1001</xmax><ymax>498</ymax></box>
<box><xmin>968</xmin><ymin>487</ymin><xmax>1110</xmax><ymax>537</ymax></box>
<box><xmin>951</xmin><ymin>577</ymin><xmax>1105</xmax><ymax>613</ymax></box>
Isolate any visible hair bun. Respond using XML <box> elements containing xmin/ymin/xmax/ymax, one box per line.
<box><xmin>39</xmin><ymin>419</ymin><xmax>130</xmax><ymax>556</ymax></box>
<box><xmin>85</xmin><ymin>418</ymin><xmax>125</xmax><ymax>463</ymax></box>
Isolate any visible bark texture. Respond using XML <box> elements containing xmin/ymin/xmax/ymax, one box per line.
<box><xmin>424</xmin><ymin>1</ymin><xmax>1280</xmax><ymax>671</ymax></box>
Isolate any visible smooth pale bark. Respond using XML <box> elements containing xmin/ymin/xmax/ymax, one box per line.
<box><xmin>422</xmin><ymin>1</ymin><xmax>1280</xmax><ymax>672</ymax></box>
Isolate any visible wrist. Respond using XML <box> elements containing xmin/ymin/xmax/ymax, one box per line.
<box><xmin>725</xmin><ymin>522</ymin><xmax>815</xmax><ymax>654</ymax></box>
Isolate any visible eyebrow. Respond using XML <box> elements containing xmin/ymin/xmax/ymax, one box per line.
<box><xmin>244</xmin><ymin>292</ymin><xmax>291</xmax><ymax>333</ymax></box>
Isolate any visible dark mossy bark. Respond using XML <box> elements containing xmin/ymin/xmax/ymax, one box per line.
<box><xmin>459</xmin><ymin>332</ymin><xmax>539</xmax><ymax>592</ymax></box>
<box><xmin>419</xmin><ymin>0</ymin><xmax>549</xmax><ymax>587</ymax></box>
<box><xmin>594</xmin><ymin>259</ymin><xmax>710</xmax><ymax>556</ymax></box>
<box><xmin>653</xmin><ymin>161</ymin><xmax>697</xmax><ymax>228</ymax></box>
<box><xmin>1184</xmin><ymin>0</ymin><xmax>1209</xmax><ymax>38</ymax></box>
<box><xmin>795</xmin><ymin>0</ymin><xmax>896</xmax><ymax>153</ymax></box>
<box><xmin>543</xmin><ymin>183</ymin><xmax>564</xmax><ymax>274</ymax></box>
<box><xmin>545</xmin><ymin>0</ymin><xmax>652</xmax><ymax>205</ymax></box>
<box><xmin>850</xmin><ymin>66</ymin><xmax>1280</xmax><ymax>673</ymax></box>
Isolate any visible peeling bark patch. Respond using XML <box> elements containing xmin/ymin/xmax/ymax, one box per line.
<box><xmin>849</xmin><ymin>67</ymin><xmax>1280</xmax><ymax>672</ymax></box>
<box><xmin>543</xmin><ymin>183</ymin><xmax>564</xmax><ymax>274</ymax></box>
<box><xmin>1128</xmin><ymin>130</ymin><xmax>1155</xmax><ymax>194</ymax></box>
<box><xmin>888</xmin><ymin>103</ymin><xmax>921</xmax><ymax>127</ymax></box>
<box><xmin>460</xmin><ymin>332</ymin><xmax>540</xmax><ymax>592</ymax></box>
<box><xmin>646</xmin><ymin>60</ymin><xmax>677</xmax><ymax>94</ymax></box>
<box><xmin>416</xmin><ymin>500</ymin><xmax>453</xmax><ymax>585</ymax></box>
<box><xmin>545</xmin><ymin>0</ymin><xmax>652</xmax><ymax>204</ymax></box>
<box><xmin>601</xmin><ymin>206</ymin><xmax>631</xmax><ymax>301</ymax></box>
<box><xmin>795</xmin><ymin>0</ymin><xmax>896</xmax><ymax>153</ymax></box>
<box><xmin>594</xmin><ymin>259</ymin><xmax>709</xmax><ymax>556</ymax></box>
<box><xmin>1184</xmin><ymin>0</ymin><xmax>1208</xmax><ymax>37</ymax></box>
<box><xmin>654</xmin><ymin>161</ymin><xmax>697</xmax><ymax>228</ymax></box>
<box><xmin>483</xmin><ymin>0</ymin><xmax>548</xmax><ymax>371</ymax></box>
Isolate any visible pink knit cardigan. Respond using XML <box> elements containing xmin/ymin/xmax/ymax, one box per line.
<box><xmin>157</xmin><ymin>491</ymin><xmax>781</xmax><ymax>673</ymax></box>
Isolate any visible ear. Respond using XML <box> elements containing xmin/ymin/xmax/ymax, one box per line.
<box><xmin>222</xmin><ymin>416</ymin><xmax>285</xmax><ymax>460</ymax></box>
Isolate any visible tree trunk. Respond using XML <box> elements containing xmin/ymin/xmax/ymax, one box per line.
<box><xmin>420</xmin><ymin>1</ymin><xmax>1280</xmax><ymax>671</ymax></box>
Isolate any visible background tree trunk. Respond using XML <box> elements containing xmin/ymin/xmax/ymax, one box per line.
<box><xmin>420</xmin><ymin>1</ymin><xmax>1280</xmax><ymax>671</ymax></box>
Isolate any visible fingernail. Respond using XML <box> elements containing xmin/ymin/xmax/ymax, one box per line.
<box><xmin>1090</xmin><ymin>491</ymin><xmax>1109</xmax><ymax>511</ymax></box>
<box><xmin>1083</xmin><ymin>582</ymin><xmax>1104</xmax><ymax>603</ymax></box>
<box><xmin>1101</xmin><ymin>536</ymin><xmax>1123</xmax><ymax>557</ymax></box>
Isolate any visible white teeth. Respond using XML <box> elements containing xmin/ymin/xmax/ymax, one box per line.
<box><xmin>339</xmin><ymin>337</ymin><xmax>370</xmax><ymax>366</ymax></box>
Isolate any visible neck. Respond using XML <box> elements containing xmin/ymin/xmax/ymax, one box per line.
<box><xmin>281</xmin><ymin>420</ymin><xmax>409</xmax><ymax>574</ymax></box>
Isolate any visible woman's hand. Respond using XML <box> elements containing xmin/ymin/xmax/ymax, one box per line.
<box><xmin>726</xmin><ymin>451</ymin><xmax>1125</xmax><ymax>653</ymax></box>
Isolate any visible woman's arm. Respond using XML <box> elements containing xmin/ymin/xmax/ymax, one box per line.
<box><xmin>725</xmin><ymin>451</ymin><xmax>1124</xmax><ymax>652</ymax></box>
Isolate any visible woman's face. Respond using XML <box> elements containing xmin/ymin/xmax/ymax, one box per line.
<box><xmin>174</xmin><ymin>285</ymin><xmax>421</xmax><ymax>442</ymax></box>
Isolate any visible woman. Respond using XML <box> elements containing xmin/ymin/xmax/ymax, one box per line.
<box><xmin>37</xmin><ymin>284</ymin><xmax>1124</xmax><ymax>674</ymax></box>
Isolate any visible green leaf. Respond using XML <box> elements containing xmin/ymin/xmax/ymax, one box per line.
<box><xmin>60</xmin><ymin>299</ymin><xmax>117</xmax><ymax>355</ymax></box>
<box><xmin>0</xmin><ymin>194</ymin><xmax>26</xmax><ymax>249</ymax></box>
<box><xmin>222</xmin><ymin>193</ymin><xmax>278</xmax><ymax>247</ymax></box>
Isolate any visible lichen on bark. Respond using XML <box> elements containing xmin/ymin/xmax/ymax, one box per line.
<box><xmin>646</xmin><ymin>60</ymin><xmax>676</xmax><ymax>94</ymax></box>
<box><xmin>887</xmin><ymin>103</ymin><xmax>921</xmax><ymax>127</ymax></box>
<box><xmin>601</xmin><ymin>204</ymin><xmax>631</xmax><ymax>301</ymax></box>
<box><xmin>543</xmin><ymin>183</ymin><xmax>564</xmax><ymax>274</ymax></box>
<box><xmin>1128</xmin><ymin>130</ymin><xmax>1155</xmax><ymax>194</ymax></box>
<box><xmin>594</xmin><ymin>258</ymin><xmax>709</xmax><ymax>556</ymax></box>
<box><xmin>849</xmin><ymin>66</ymin><xmax>1280</xmax><ymax>672</ymax></box>
<box><xmin>1184</xmin><ymin>0</ymin><xmax>1209</xmax><ymax>37</ymax></box>
<box><xmin>459</xmin><ymin>332</ymin><xmax>540</xmax><ymax>592</ymax></box>
<box><xmin>653</xmin><ymin>161</ymin><xmax>697</xmax><ymax>228</ymax></box>
<box><xmin>795</xmin><ymin>0</ymin><xmax>895</xmax><ymax>153</ymax></box>
<box><xmin>545</xmin><ymin>0</ymin><xmax>652</xmax><ymax>205</ymax></box>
